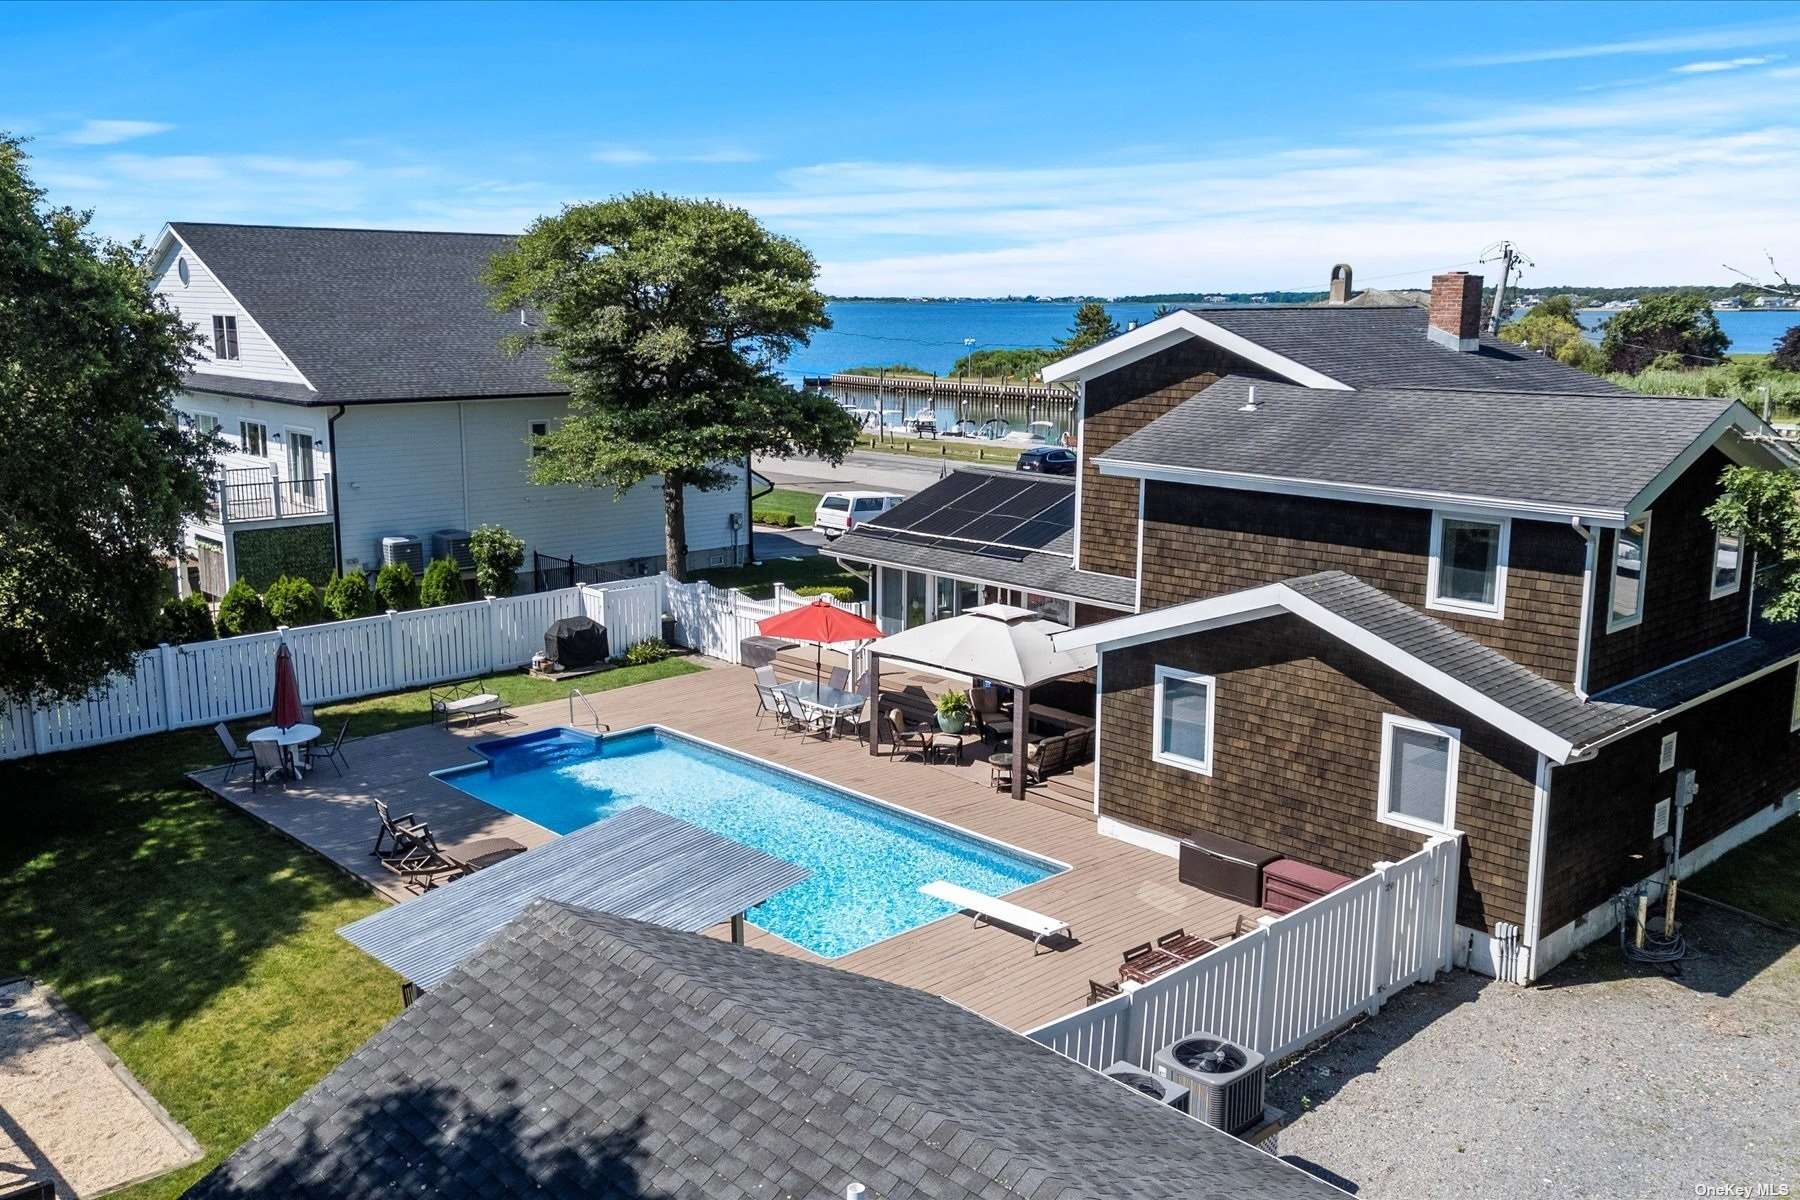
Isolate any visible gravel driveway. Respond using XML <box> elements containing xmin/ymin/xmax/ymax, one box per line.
<box><xmin>1267</xmin><ymin>900</ymin><xmax>1799</xmax><ymax>1198</ymax></box>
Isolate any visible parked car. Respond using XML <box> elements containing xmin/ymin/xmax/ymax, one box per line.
<box><xmin>812</xmin><ymin>491</ymin><xmax>903</xmax><ymax>540</ymax></box>
<box><xmin>1015</xmin><ymin>447</ymin><xmax>1077</xmax><ymax>475</ymax></box>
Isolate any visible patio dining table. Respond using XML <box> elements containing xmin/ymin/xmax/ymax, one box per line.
<box><xmin>774</xmin><ymin>681</ymin><xmax>865</xmax><ymax>739</ymax></box>
<box><xmin>248</xmin><ymin>722</ymin><xmax>321</xmax><ymax>779</ymax></box>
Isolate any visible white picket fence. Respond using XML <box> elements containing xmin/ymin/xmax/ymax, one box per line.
<box><xmin>1028</xmin><ymin>834</ymin><xmax>1461</xmax><ymax>1069</ymax></box>
<box><xmin>665</xmin><ymin>578</ymin><xmax>872</xmax><ymax>666</ymax></box>
<box><xmin>0</xmin><ymin>582</ymin><xmax>676</xmax><ymax>761</ymax></box>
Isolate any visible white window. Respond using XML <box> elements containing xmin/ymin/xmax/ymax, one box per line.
<box><xmin>1427</xmin><ymin>513</ymin><xmax>1509</xmax><ymax>618</ymax></box>
<box><xmin>239</xmin><ymin>420</ymin><xmax>267</xmax><ymax>458</ymax></box>
<box><xmin>1710</xmin><ymin>530</ymin><xmax>1743</xmax><ymax>599</ymax></box>
<box><xmin>1607</xmin><ymin>514</ymin><xmax>1651</xmax><ymax>632</ymax></box>
<box><xmin>1377</xmin><ymin>714</ymin><xmax>1460</xmax><ymax>834</ymax></box>
<box><xmin>1152</xmin><ymin>666</ymin><xmax>1215</xmax><ymax>776</ymax></box>
<box><xmin>528</xmin><ymin>419</ymin><xmax>551</xmax><ymax>459</ymax></box>
<box><xmin>211</xmin><ymin>315</ymin><xmax>239</xmax><ymax>360</ymax></box>
<box><xmin>187</xmin><ymin>410</ymin><xmax>221</xmax><ymax>437</ymax></box>
<box><xmin>1025</xmin><ymin>592</ymin><xmax>1073</xmax><ymax>625</ymax></box>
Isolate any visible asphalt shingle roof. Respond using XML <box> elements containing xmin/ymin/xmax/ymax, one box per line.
<box><xmin>1186</xmin><ymin>305</ymin><xmax>1627</xmax><ymax>393</ymax></box>
<box><xmin>832</xmin><ymin>468</ymin><xmax>1137</xmax><ymax>609</ymax></box>
<box><xmin>184</xmin><ymin>903</ymin><xmax>1342</xmax><ymax>1200</ymax></box>
<box><xmin>171</xmin><ymin>222</ymin><xmax>560</xmax><ymax>404</ymax></box>
<box><xmin>1102</xmin><ymin>376</ymin><xmax>1737</xmax><ymax>518</ymax></box>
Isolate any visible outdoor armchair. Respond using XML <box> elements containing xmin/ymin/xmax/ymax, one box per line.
<box><xmin>215</xmin><ymin>723</ymin><xmax>253</xmax><ymax>782</ymax></box>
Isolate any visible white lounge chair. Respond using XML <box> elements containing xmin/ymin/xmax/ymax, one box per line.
<box><xmin>920</xmin><ymin>880</ymin><xmax>1070</xmax><ymax>951</ymax></box>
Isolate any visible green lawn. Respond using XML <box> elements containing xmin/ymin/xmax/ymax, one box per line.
<box><xmin>692</xmin><ymin>553</ymin><xmax>868</xmax><ymax>602</ymax></box>
<box><xmin>1684</xmin><ymin>812</ymin><xmax>1800</xmax><ymax>929</ymax></box>
<box><xmin>750</xmin><ymin>486</ymin><xmax>823</xmax><ymax>528</ymax></box>
<box><xmin>0</xmin><ymin>656</ymin><xmax>700</xmax><ymax>1198</ymax></box>
<box><xmin>855</xmin><ymin>432</ymin><xmax>1023</xmax><ymax>466</ymax></box>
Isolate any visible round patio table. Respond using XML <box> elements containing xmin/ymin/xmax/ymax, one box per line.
<box><xmin>989</xmin><ymin>751</ymin><xmax>1013</xmax><ymax>792</ymax></box>
<box><xmin>248</xmin><ymin>723</ymin><xmax>321</xmax><ymax>778</ymax></box>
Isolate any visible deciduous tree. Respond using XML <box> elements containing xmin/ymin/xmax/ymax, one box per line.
<box><xmin>1600</xmin><ymin>292</ymin><xmax>1728</xmax><ymax>374</ymax></box>
<box><xmin>486</xmin><ymin>194</ymin><xmax>857</xmax><ymax>581</ymax></box>
<box><xmin>0</xmin><ymin>135</ymin><xmax>212</xmax><ymax>701</ymax></box>
<box><xmin>1708</xmin><ymin>465</ymin><xmax>1800</xmax><ymax>621</ymax></box>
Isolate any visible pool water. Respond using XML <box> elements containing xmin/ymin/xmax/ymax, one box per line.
<box><xmin>436</xmin><ymin>726</ymin><xmax>1064</xmax><ymax>958</ymax></box>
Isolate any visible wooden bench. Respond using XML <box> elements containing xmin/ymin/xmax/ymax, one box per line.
<box><xmin>920</xmin><ymin>880</ymin><xmax>1070</xmax><ymax>951</ymax></box>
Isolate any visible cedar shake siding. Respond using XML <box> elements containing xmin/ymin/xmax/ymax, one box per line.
<box><xmin>1079</xmin><ymin>340</ymin><xmax>1274</xmax><ymax>579</ymax></box>
<box><xmin>1137</xmin><ymin>483</ymin><xmax>1588</xmax><ymax>685</ymax></box>
<box><xmin>1539</xmin><ymin>663</ymin><xmax>1800</xmax><ymax>934</ymax></box>
<box><xmin>1099</xmin><ymin>616</ymin><xmax>1538</xmax><ymax>930</ymax></box>
<box><xmin>1586</xmin><ymin>449</ymin><xmax>1752</xmax><ymax>693</ymax></box>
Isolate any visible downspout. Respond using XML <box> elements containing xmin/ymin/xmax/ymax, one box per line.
<box><xmin>327</xmin><ymin>404</ymin><xmax>347</xmax><ymax>572</ymax></box>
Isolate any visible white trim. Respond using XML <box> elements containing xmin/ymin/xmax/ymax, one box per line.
<box><xmin>1520</xmin><ymin>754</ymin><xmax>1552</xmax><ymax>982</ymax></box>
<box><xmin>1095</xmin><ymin>813</ymin><xmax>1183</xmax><ymax>858</ymax></box>
<box><xmin>1576</xmin><ymin>642</ymin><xmax>1800</xmax><ymax>755</ymax></box>
<box><xmin>1376</xmin><ymin>714</ymin><xmax>1461</xmax><ymax>835</ymax></box>
<box><xmin>1623</xmin><ymin>406</ymin><xmax>1791</xmax><ymax>517</ymax></box>
<box><xmin>154</xmin><ymin>226</ymin><xmax>319</xmax><ymax>392</ymax></box>
<box><xmin>1096</xmin><ymin>459</ymin><xmax>1632</xmax><ymax>526</ymax></box>
<box><xmin>1071</xmin><ymin>380</ymin><xmax>1085</xmax><ymax>565</ymax></box>
<box><xmin>1708</xmin><ymin>529</ymin><xmax>1744</xmax><ymax>600</ymax></box>
<box><xmin>1133</xmin><ymin>478</ymin><xmax>1146</xmax><ymax>613</ymax></box>
<box><xmin>1151</xmin><ymin>665</ymin><xmax>1215</xmax><ymax>776</ymax></box>
<box><xmin>1055</xmin><ymin>582</ymin><xmax>1581</xmax><ymax>762</ymax></box>
<box><xmin>1573</xmin><ymin>523</ymin><xmax>1598</xmax><ymax>698</ymax></box>
<box><xmin>1605</xmin><ymin>512</ymin><xmax>1651</xmax><ymax>633</ymax></box>
<box><xmin>1426</xmin><ymin>511</ymin><xmax>1510</xmax><ymax>620</ymax></box>
<box><xmin>1041</xmin><ymin>309</ymin><xmax>1353</xmax><ymax>390</ymax></box>
<box><xmin>828</xmin><ymin>552</ymin><xmax>1132</xmax><ymax>613</ymax></box>
<box><xmin>1092</xmin><ymin>653</ymin><xmax>1105</xmax><ymax>816</ymax></box>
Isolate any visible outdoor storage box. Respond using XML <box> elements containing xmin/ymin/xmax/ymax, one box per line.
<box><xmin>1261</xmin><ymin>858</ymin><xmax>1356</xmax><ymax>915</ymax></box>
<box><xmin>1178</xmin><ymin>832</ymin><xmax>1280</xmax><ymax>905</ymax></box>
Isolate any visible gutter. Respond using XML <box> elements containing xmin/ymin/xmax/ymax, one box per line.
<box><xmin>327</xmin><ymin>404</ymin><xmax>347</xmax><ymax>572</ymax></box>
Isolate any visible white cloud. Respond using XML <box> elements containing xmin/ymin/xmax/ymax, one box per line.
<box><xmin>63</xmin><ymin>119</ymin><xmax>172</xmax><ymax>145</ymax></box>
<box><xmin>593</xmin><ymin>144</ymin><xmax>760</xmax><ymax>166</ymax></box>
<box><xmin>1450</xmin><ymin>18</ymin><xmax>1800</xmax><ymax>66</ymax></box>
<box><xmin>593</xmin><ymin>145</ymin><xmax>657</xmax><ymax>166</ymax></box>
<box><xmin>1672</xmin><ymin>54</ymin><xmax>1782</xmax><ymax>74</ymax></box>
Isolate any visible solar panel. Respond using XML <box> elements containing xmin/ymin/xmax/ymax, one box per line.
<box><xmin>877</xmin><ymin>473</ymin><xmax>988</xmax><ymax>531</ymax></box>
<box><xmin>1004</xmin><ymin>519</ymin><xmax>1067</xmax><ymax>551</ymax></box>
<box><xmin>993</xmin><ymin>481</ymin><xmax>1066</xmax><ymax>518</ymax></box>
<box><xmin>910</xmin><ymin>504</ymin><xmax>989</xmax><ymax>537</ymax></box>
<box><xmin>952</xmin><ymin>513</ymin><xmax>1023</xmax><ymax>543</ymax></box>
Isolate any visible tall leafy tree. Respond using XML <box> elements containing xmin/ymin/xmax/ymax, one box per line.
<box><xmin>486</xmin><ymin>194</ymin><xmax>857</xmax><ymax>581</ymax></box>
<box><xmin>1600</xmin><ymin>292</ymin><xmax>1728</xmax><ymax>373</ymax></box>
<box><xmin>0</xmin><ymin>135</ymin><xmax>213</xmax><ymax>702</ymax></box>
<box><xmin>1709</xmin><ymin>465</ymin><xmax>1800</xmax><ymax>621</ymax></box>
<box><xmin>1057</xmin><ymin>301</ymin><xmax>1121</xmax><ymax>355</ymax></box>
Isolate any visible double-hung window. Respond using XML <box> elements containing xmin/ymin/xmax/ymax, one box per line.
<box><xmin>528</xmin><ymin>419</ymin><xmax>551</xmax><ymax>460</ymax></box>
<box><xmin>1608</xmin><ymin>514</ymin><xmax>1651</xmax><ymax>631</ymax></box>
<box><xmin>1377</xmin><ymin>714</ymin><xmax>1460</xmax><ymax>834</ymax></box>
<box><xmin>1427</xmin><ymin>513</ymin><xmax>1508</xmax><ymax>618</ymax></box>
<box><xmin>188</xmin><ymin>411</ymin><xmax>221</xmax><ymax>437</ymax></box>
<box><xmin>239</xmin><ymin>420</ymin><xmax>268</xmax><ymax>458</ymax></box>
<box><xmin>211</xmin><ymin>315</ymin><xmax>239</xmax><ymax>360</ymax></box>
<box><xmin>1152</xmin><ymin>666</ymin><xmax>1215</xmax><ymax>776</ymax></box>
<box><xmin>1710</xmin><ymin>530</ymin><xmax>1743</xmax><ymax>599</ymax></box>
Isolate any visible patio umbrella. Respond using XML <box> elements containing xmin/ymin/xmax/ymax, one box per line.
<box><xmin>272</xmin><ymin>643</ymin><xmax>301</xmax><ymax>731</ymax></box>
<box><xmin>756</xmin><ymin>599</ymin><xmax>884</xmax><ymax>689</ymax></box>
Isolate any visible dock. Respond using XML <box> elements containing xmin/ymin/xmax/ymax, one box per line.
<box><xmin>804</xmin><ymin>372</ymin><xmax>1072</xmax><ymax>403</ymax></box>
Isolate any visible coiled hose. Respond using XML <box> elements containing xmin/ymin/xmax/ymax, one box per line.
<box><xmin>1616</xmin><ymin>888</ymin><xmax>1687</xmax><ymax>964</ymax></box>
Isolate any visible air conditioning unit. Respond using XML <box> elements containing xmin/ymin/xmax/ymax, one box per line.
<box><xmin>1152</xmin><ymin>1034</ymin><xmax>1265</xmax><ymax>1136</ymax></box>
<box><xmin>379</xmin><ymin>535</ymin><xmax>423</xmax><ymax>573</ymax></box>
<box><xmin>1101</xmin><ymin>1061</ymin><xmax>1189</xmax><ymax>1113</ymax></box>
<box><xmin>431</xmin><ymin>529</ymin><xmax>475</xmax><ymax>571</ymax></box>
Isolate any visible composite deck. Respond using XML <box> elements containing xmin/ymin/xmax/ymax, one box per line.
<box><xmin>191</xmin><ymin>658</ymin><xmax>1260</xmax><ymax>1032</ymax></box>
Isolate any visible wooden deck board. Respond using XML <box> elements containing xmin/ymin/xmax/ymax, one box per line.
<box><xmin>190</xmin><ymin>659</ymin><xmax>1261</xmax><ymax>1032</ymax></box>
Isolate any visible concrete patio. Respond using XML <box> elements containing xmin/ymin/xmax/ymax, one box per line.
<box><xmin>190</xmin><ymin>658</ymin><xmax>1261</xmax><ymax>1032</ymax></box>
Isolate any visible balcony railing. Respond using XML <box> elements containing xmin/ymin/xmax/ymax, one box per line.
<box><xmin>206</xmin><ymin>466</ymin><xmax>330</xmax><ymax>523</ymax></box>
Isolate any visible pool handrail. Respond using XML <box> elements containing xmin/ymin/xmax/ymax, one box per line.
<box><xmin>568</xmin><ymin>688</ymin><xmax>609</xmax><ymax>732</ymax></box>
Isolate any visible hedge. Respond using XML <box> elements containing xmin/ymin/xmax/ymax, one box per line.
<box><xmin>232</xmin><ymin>523</ymin><xmax>335</xmax><ymax>590</ymax></box>
<box><xmin>791</xmin><ymin>584</ymin><xmax>858</xmax><ymax>603</ymax></box>
<box><xmin>752</xmin><ymin>509</ymin><xmax>799</xmax><ymax>528</ymax></box>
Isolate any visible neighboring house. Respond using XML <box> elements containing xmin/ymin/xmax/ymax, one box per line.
<box><xmin>151</xmin><ymin>223</ymin><xmax>749</xmax><ymax>597</ymax></box>
<box><xmin>182</xmin><ymin>902</ymin><xmax>1342</xmax><ymax>1200</ymax></box>
<box><xmin>865</xmin><ymin>269</ymin><xmax>1800</xmax><ymax>983</ymax></box>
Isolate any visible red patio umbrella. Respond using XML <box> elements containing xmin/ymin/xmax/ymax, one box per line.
<box><xmin>757</xmin><ymin>599</ymin><xmax>884</xmax><ymax>689</ymax></box>
<box><xmin>272</xmin><ymin>643</ymin><xmax>302</xmax><ymax>730</ymax></box>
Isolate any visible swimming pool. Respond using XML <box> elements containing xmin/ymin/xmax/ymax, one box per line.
<box><xmin>435</xmin><ymin>726</ymin><xmax>1065</xmax><ymax>958</ymax></box>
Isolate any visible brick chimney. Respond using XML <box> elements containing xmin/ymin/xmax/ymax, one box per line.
<box><xmin>1428</xmin><ymin>271</ymin><xmax>1483</xmax><ymax>351</ymax></box>
<box><xmin>1329</xmin><ymin>263</ymin><xmax>1353</xmax><ymax>304</ymax></box>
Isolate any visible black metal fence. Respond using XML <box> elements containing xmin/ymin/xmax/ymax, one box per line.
<box><xmin>532</xmin><ymin>550</ymin><xmax>658</xmax><ymax>593</ymax></box>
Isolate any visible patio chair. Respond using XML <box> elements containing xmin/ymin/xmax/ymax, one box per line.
<box><xmin>249</xmin><ymin>739</ymin><xmax>287</xmax><ymax>791</ymax></box>
<box><xmin>1025</xmin><ymin>731</ymin><xmax>1076</xmax><ymax>782</ymax></box>
<box><xmin>971</xmin><ymin>686</ymin><xmax>1013</xmax><ymax>746</ymax></box>
<box><xmin>371</xmin><ymin>798</ymin><xmax>428</xmax><ymax>858</ymax></box>
<box><xmin>753</xmin><ymin>665</ymin><xmax>780</xmax><ymax>691</ymax></box>
<box><xmin>1156</xmin><ymin>928</ymin><xmax>1217</xmax><ymax>962</ymax></box>
<box><xmin>215</xmin><ymin>723</ymin><xmax>253</xmax><ymax>783</ymax></box>
<box><xmin>752</xmin><ymin>682</ymin><xmax>784</xmax><ymax>732</ymax></box>
<box><xmin>774</xmin><ymin>689</ymin><xmax>828</xmax><ymax>738</ymax></box>
<box><xmin>1088</xmin><ymin>978</ymin><xmax>1123</xmax><ymax>1006</ymax></box>
<box><xmin>885</xmin><ymin>706</ymin><xmax>932</xmax><ymax>761</ymax></box>
<box><xmin>380</xmin><ymin>830</ymin><xmax>527</xmax><ymax>894</ymax></box>
<box><xmin>313</xmin><ymin>720</ymin><xmax>351</xmax><ymax>776</ymax></box>
<box><xmin>827</xmin><ymin>666</ymin><xmax>850</xmax><ymax>693</ymax></box>
<box><xmin>1119</xmin><ymin>941</ymin><xmax>1181</xmax><ymax>984</ymax></box>
<box><xmin>1209</xmin><ymin>913</ymin><xmax>1261</xmax><ymax>943</ymax></box>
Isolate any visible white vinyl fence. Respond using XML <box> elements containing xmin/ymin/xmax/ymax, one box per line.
<box><xmin>580</xmin><ymin>576</ymin><xmax>665</xmax><ymax>651</ymax></box>
<box><xmin>1028</xmin><ymin>834</ymin><xmax>1461</xmax><ymax>1069</ymax></box>
<box><xmin>665</xmin><ymin>578</ymin><xmax>872</xmax><ymax>666</ymax></box>
<box><xmin>0</xmin><ymin>585</ymin><xmax>624</xmax><ymax>761</ymax></box>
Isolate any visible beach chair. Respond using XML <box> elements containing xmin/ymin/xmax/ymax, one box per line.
<box><xmin>380</xmin><ymin>830</ymin><xmax>527</xmax><ymax>894</ymax></box>
<box><xmin>215</xmin><ymin>723</ymin><xmax>253</xmax><ymax>782</ymax></box>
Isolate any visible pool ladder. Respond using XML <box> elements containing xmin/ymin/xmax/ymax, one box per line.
<box><xmin>568</xmin><ymin>687</ymin><xmax>610</xmax><ymax>732</ymax></box>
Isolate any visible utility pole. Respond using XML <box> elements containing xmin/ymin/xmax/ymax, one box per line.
<box><xmin>1479</xmin><ymin>241</ymin><xmax>1534</xmax><ymax>334</ymax></box>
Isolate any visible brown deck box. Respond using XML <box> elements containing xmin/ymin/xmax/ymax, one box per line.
<box><xmin>1178</xmin><ymin>831</ymin><xmax>1280</xmax><ymax>905</ymax></box>
<box><xmin>1261</xmin><ymin>858</ymin><xmax>1356</xmax><ymax>915</ymax></box>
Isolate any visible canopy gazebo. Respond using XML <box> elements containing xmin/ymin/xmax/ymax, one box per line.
<box><xmin>864</xmin><ymin>604</ymin><xmax>1097</xmax><ymax>801</ymax></box>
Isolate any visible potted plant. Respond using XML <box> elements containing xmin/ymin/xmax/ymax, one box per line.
<box><xmin>936</xmin><ymin>688</ymin><xmax>972</xmax><ymax>733</ymax></box>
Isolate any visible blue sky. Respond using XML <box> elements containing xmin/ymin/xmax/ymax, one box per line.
<box><xmin>5</xmin><ymin>1</ymin><xmax>1799</xmax><ymax>294</ymax></box>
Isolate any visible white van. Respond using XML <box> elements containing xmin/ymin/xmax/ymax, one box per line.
<box><xmin>812</xmin><ymin>491</ymin><xmax>902</xmax><ymax>540</ymax></box>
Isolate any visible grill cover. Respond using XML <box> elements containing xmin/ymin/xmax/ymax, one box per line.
<box><xmin>545</xmin><ymin>616</ymin><xmax>609</xmax><ymax>668</ymax></box>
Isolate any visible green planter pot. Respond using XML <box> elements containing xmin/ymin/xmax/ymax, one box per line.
<box><xmin>937</xmin><ymin>713</ymin><xmax>966</xmax><ymax>733</ymax></box>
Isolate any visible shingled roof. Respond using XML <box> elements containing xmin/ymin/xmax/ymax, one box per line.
<box><xmin>168</xmin><ymin>222</ymin><xmax>559</xmax><ymax>405</ymax></box>
<box><xmin>1100</xmin><ymin>376</ymin><xmax>1748</xmax><ymax>522</ymax></box>
<box><xmin>184</xmin><ymin>903</ymin><xmax>1341</xmax><ymax>1200</ymax></box>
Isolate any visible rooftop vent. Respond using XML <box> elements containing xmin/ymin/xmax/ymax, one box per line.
<box><xmin>1238</xmin><ymin>384</ymin><xmax>1259</xmax><ymax>413</ymax></box>
<box><xmin>1428</xmin><ymin>271</ymin><xmax>1484</xmax><ymax>352</ymax></box>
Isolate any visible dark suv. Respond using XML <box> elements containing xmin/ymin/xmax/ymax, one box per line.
<box><xmin>1015</xmin><ymin>446</ymin><xmax>1077</xmax><ymax>475</ymax></box>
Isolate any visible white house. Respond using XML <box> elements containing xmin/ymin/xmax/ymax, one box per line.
<box><xmin>151</xmin><ymin>222</ymin><xmax>751</xmax><ymax>596</ymax></box>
